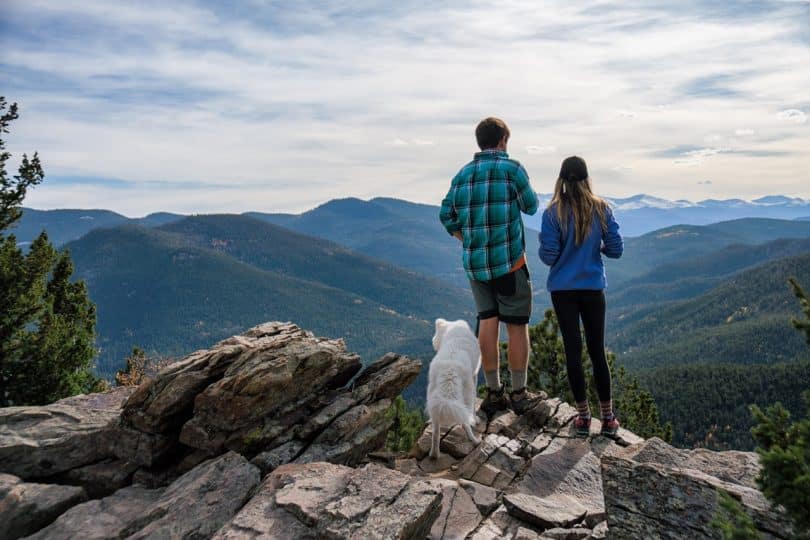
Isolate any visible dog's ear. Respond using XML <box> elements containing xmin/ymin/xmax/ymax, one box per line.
<box><xmin>432</xmin><ymin>318</ymin><xmax>447</xmax><ymax>351</ymax></box>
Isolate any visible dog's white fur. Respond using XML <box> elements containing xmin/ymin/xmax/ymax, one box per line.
<box><xmin>426</xmin><ymin>318</ymin><xmax>481</xmax><ymax>459</ymax></box>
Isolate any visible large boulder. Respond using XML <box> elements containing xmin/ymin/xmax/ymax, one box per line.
<box><xmin>28</xmin><ymin>451</ymin><xmax>260</xmax><ymax>539</ymax></box>
<box><xmin>601</xmin><ymin>437</ymin><xmax>791</xmax><ymax>539</ymax></box>
<box><xmin>0</xmin><ymin>387</ymin><xmax>134</xmax><ymax>479</ymax></box>
<box><xmin>213</xmin><ymin>461</ymin><xmax>443</xmax><ymax>539</ymax></box>
<box><xmin>112</xmin><ymin>322</ymin><xmax>420</xmax><ymax>470</ymax></box>
<box><xmin>0</xmin><ymin>473</ymin><xmax>87</xmax><ymax>540</ymax></box>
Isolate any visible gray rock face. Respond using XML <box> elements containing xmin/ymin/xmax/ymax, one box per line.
<box><xmin>620</xmin><ymin>436</ymin><xmax>761</xmax><ymax>489</ymax></box>
<box><xmin>0</xmin><ymin>387</ymin><xmax>134</xmax><ymax>479</ymax></box>
<box><xmin>113</xmin><ymin>322</ymin><xmax>419</xmax><ymax>471</ymax></box>
<box><xmin>0</xmin><ymin>473</ymin><xmax>87</xmax><ymax>540</ymax></box>
<box><xmin>27</xmin><ymin>452</ymin><xmax>259</xmax><ymax>540</ymax></box>
<box><xmin>213</xmin><ymin>462</ymin><xmax>443</xmax><ymax>539</ymax></box>
<box><xmin>601</xmin><ymin>438</ymin><xmax>790</xmax><ymax>539</ymax></box>
<box><xmin>23</xmin><ymin>485</ymin><xmax>164</xmax><ymax>540</ymax></box>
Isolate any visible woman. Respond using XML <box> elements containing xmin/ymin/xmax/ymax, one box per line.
<box><xmin>538</xmin><ymin>156</ymin><xmax>624</xmax><ymax>438</ymax></box>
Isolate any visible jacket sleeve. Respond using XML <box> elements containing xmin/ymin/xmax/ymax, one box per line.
<box><xmin>539</xmin><ymin>208</ymin><xmax>561</xmax><ymax>266</ymax></box>
<box><xmin>439</xmin><ymin>182</ymin><xmax>461</xmax><ymax>235</ymax></box>
<box><xmin>601</xmin><ymin>206</ymin><xmax>623</xmax><ymax>259</ymax></box>
<box><xmin>513</xmin><ymin>164</ymin><xmax>539</xmax><ymax>215</ymax></box>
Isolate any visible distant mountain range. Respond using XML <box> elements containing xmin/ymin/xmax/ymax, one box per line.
<box><xmin>12</xmin><ymin>193</ymin><xmax>810</xmax><ymax>246</ymax></box>
<box><xmin>8</xmin><ymin>201</ymin><xmax>810</xmax><ymax>450</ymax></box>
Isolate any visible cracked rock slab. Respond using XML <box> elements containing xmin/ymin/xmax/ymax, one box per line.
<box><xmin>23</xmin><ymin>485</ymin><xmax>163</xmax><ymax>540</ymax></box>
<box><xmin>0</xmin><ymin>387</ymin><xmax>134</xmax><ymax>479</ymax></box>
<box><xmin>0</xmin><ymin>473</ymin><xmax>87</xmax><ymax>540</ymax></box>
<box><xmin>503</xmin><ymin>493</ymin><xmax>588</xmax><ymax>530</ymax></box>
<box><xmin>214</xmin><ymin>461</ymin><xmax>442</xmax><ymax>539</ymax></box>
<box><xmin>425</xmin><ymin>478</ymin><xmax>482</xmax><ymax>540</ymax></box>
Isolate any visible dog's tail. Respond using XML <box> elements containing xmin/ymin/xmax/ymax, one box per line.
<box><xmin>427</xmin><ymin>370</ymin><xmax>476</xmax><ymax>427</ymax></box>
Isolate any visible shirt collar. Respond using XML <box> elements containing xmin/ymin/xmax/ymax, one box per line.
<box><xmin>474</xmin><ymin>149</ymin><xmax>509</xmax><ymax>160</ymax></box>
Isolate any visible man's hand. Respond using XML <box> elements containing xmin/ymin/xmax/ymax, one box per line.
<box><xmin>452</xmin><ymin>231</ymin><xmax>463</xmax><ymax>242</ymax></box>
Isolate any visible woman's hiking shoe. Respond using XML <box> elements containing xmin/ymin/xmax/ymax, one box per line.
<box><xmin>480</xmin><ymin>385</ymin><xmax>509</xmax><ymax>418</ymax></box>
<box><xmin>509</xmin><ymin>388</ymin><xmax>542</xmax><ymax>415</ymax></box>
<box><xmin>601</xmin><ymin>415</ymin><xmax>620</xmax><ymax>439</ymax></box>
<box><xmin>574</xmin><ymin>415</ymin><xmax>592</xmax><ymax>438</ymax></box>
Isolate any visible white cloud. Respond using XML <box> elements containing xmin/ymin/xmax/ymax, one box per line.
<box><xmin>776</xmin><ymin>109</ymin><xmax>807</xmax><ymax>124</ymax></box>
<box><xmin>526</xmin><ymin>145</ymin><xmax>557</xmax><ymax>155</ymax></box>
<box><xmin>734</xmin><ymin>128</ymin><xmax>755</xmax><ymax>136</ymax></box>
<box><xmin>2</xmin><ymin>0</ymin><xmax>809</xmax><ymax>213</ymax></box>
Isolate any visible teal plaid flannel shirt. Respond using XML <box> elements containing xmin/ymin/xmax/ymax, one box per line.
<box><xmin>440</xmin><ymin>150</ymin><xmax>539</xmax><ymax>282</ymax></box>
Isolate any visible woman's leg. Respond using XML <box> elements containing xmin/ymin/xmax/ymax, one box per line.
<box><xmin>551</xmin><ymin>291</ymin><xmax>587</xmax><ymax>406</ymax></box>
<box><xmin>580</xmin><ymin>290</ymin><xmax>613</xmax><ymax>417</ymax></box>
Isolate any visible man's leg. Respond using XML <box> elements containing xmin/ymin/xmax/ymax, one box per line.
<box><xmin>479</xmin><ymin>316</ymin><xmax>501</xmax><ymax>389</ymax></box>
<box><xmin>506</xmin><ymin>323</ymin><xmax>529</xmax><ymax>391</ymax></box>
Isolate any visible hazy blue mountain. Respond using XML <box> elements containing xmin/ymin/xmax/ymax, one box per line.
<box><xmin>11</xmin><ymin>207</ymin><xmax>185</xmax><ymax>246</ymax></box>
<box><xmin>11</xmin><ymin>208</ymin><xmax>129</xmax><ymax>246</ymax></box>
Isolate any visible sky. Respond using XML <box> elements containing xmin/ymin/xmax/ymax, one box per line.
<box><xmin>1</xmin><ymin>0</ymin><xmax>809</xmax><ymax>216</ymax></box>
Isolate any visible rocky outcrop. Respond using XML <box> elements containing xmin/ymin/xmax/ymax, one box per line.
<box><xmin>0</xmin><ymin>386</ymin><xmax>134</xmax><ymax>479</ymax></box>
<box><xmin>602</xmin><ymin>437</ymin><xmax>790</xmax><ymax>539</ymax></box>
<box><xmin>0</xmin><ymin>321</ymin><xmax>793</xmax><ymax>539</ymax></box>
<box><xmin>112</xmin><ymin>322</ymin><xmax>419</xmax><ymax>472</ymax></box>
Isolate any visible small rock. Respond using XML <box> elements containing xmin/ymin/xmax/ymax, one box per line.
<box><xmin>251</xmin><ymin>439</ymin><xmax>304</xmax><ymax>475</ymax></box>
<box><xmin>57</xmin><ymin>458</ymin><xmax>138</xmax><ymax>498</ymax></box>
<box><xmin>458</xmin><ymin>478</ymin><xmax>500</xmax><ymax>515</ymax></box>
<box><xmin>425</xmin><ymin>479</ymin><xmax>482</xmax><ymax>540</ymax></box>
<box><xmin>590</xmin><ymin>520</ymin><xmax>608</xmax><ymax>539</ymax></box>
<box><xmin>540</xmin><ymin>526</ymin><xmax>592</xmax><ymax>540</ymax></box>
<box><xmin>503</xmin><ymin>493</ymin><xmax>588</xmax><ymax>529</ymax></box>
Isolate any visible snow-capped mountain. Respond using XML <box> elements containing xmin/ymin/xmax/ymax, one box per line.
<box><xmin>524</xmin><ymin>194</ymin><xmax>810</xmax><ymax>236</ymax></box>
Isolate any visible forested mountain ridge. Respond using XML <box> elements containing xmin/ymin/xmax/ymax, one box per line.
<box><xmin>611</xmin><ymin>252</ymin><xmax>810</xmax><ymax>369</ymax></box>
<box><xmin>639</xmin><ymin>360</ymin><xmax>810</xmax><ymax>449</ymax></box>
<box><xmin>65</xmin><ymin>223</ymin><xmax>470</xmax><ymax>379</ymax></box>
<box><xmin>157</xmin><ymin>214</ymin><xmax>472</xmax><ymax>321</ymax></box>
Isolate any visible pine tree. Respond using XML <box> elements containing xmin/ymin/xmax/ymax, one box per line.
<box><xmin>788</xmin><ymin>277</ymin><xmax>810</xmax><ymax>345</ymax></box>
<box><xmin>0</xmin><ymin>97</ymin><xmax>99</xmax><ymax>406</ymax></box>
<box><xmin>386</xmin><ymin>395</ymin><xmax>426</xmax><ymax>453</ymax></box>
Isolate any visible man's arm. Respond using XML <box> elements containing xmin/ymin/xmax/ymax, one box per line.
<box><xmin>439</xmin><ymin>182</ymin><xmax>462</xmax><ymax>236</ymax></box>
<box><xmin>513</xmin><ymin>164</ymin><xmax>539</xmax><ymax>216</ymax></box>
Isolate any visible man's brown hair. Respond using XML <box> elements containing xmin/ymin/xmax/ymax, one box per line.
<box><xmin>475</xmin><ymin>117</ymin><xmax>510</xmax><ymax>150</ymax></box>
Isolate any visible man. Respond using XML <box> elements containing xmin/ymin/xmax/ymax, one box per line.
<box><xmin>440</xmin><ymin>117</ymin><xmax>540</xmax><ymax>417</ymax></box>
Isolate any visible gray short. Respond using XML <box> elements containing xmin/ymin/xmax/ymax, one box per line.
<box><xmin>469</xmin><ymin>265</ymin><xmax>532</xmax><ymax>325</ymax></box>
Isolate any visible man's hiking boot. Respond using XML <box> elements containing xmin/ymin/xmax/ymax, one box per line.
<box><xmin>574</xmin><ymin>415</ymin><xmax>592</xmax><ymax>438</ymax></box>
<box><xmin>509</xmin><ymin>387</ymin><xmax>542</xmax><ymax>415</ymax></box>
<box><xmin>601</xmin><ymin>415</ymin><xmax>620</xmax><ymax>439</ymax></box>
<box><xmin>480</xmin><ymin>385</ymin><xmax>509</xmax><ymax>418</ymax></box>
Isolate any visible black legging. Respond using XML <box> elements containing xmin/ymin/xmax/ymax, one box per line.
<box><xmin>550</xmin><ymin>289</ymin><xmax>611</xmax><ymax>404</ymax></box>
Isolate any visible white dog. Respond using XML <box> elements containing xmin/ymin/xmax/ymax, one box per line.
<box><xmin>426</xmin><ymin>318</ymin><xmax>482</xmax><ymax>459</ymax></box>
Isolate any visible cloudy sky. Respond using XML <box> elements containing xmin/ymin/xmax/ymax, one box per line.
<box><xmin>2</xmin><ymin>0</ymin><xmax>808</xmax><ymax>216</ymax></box>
